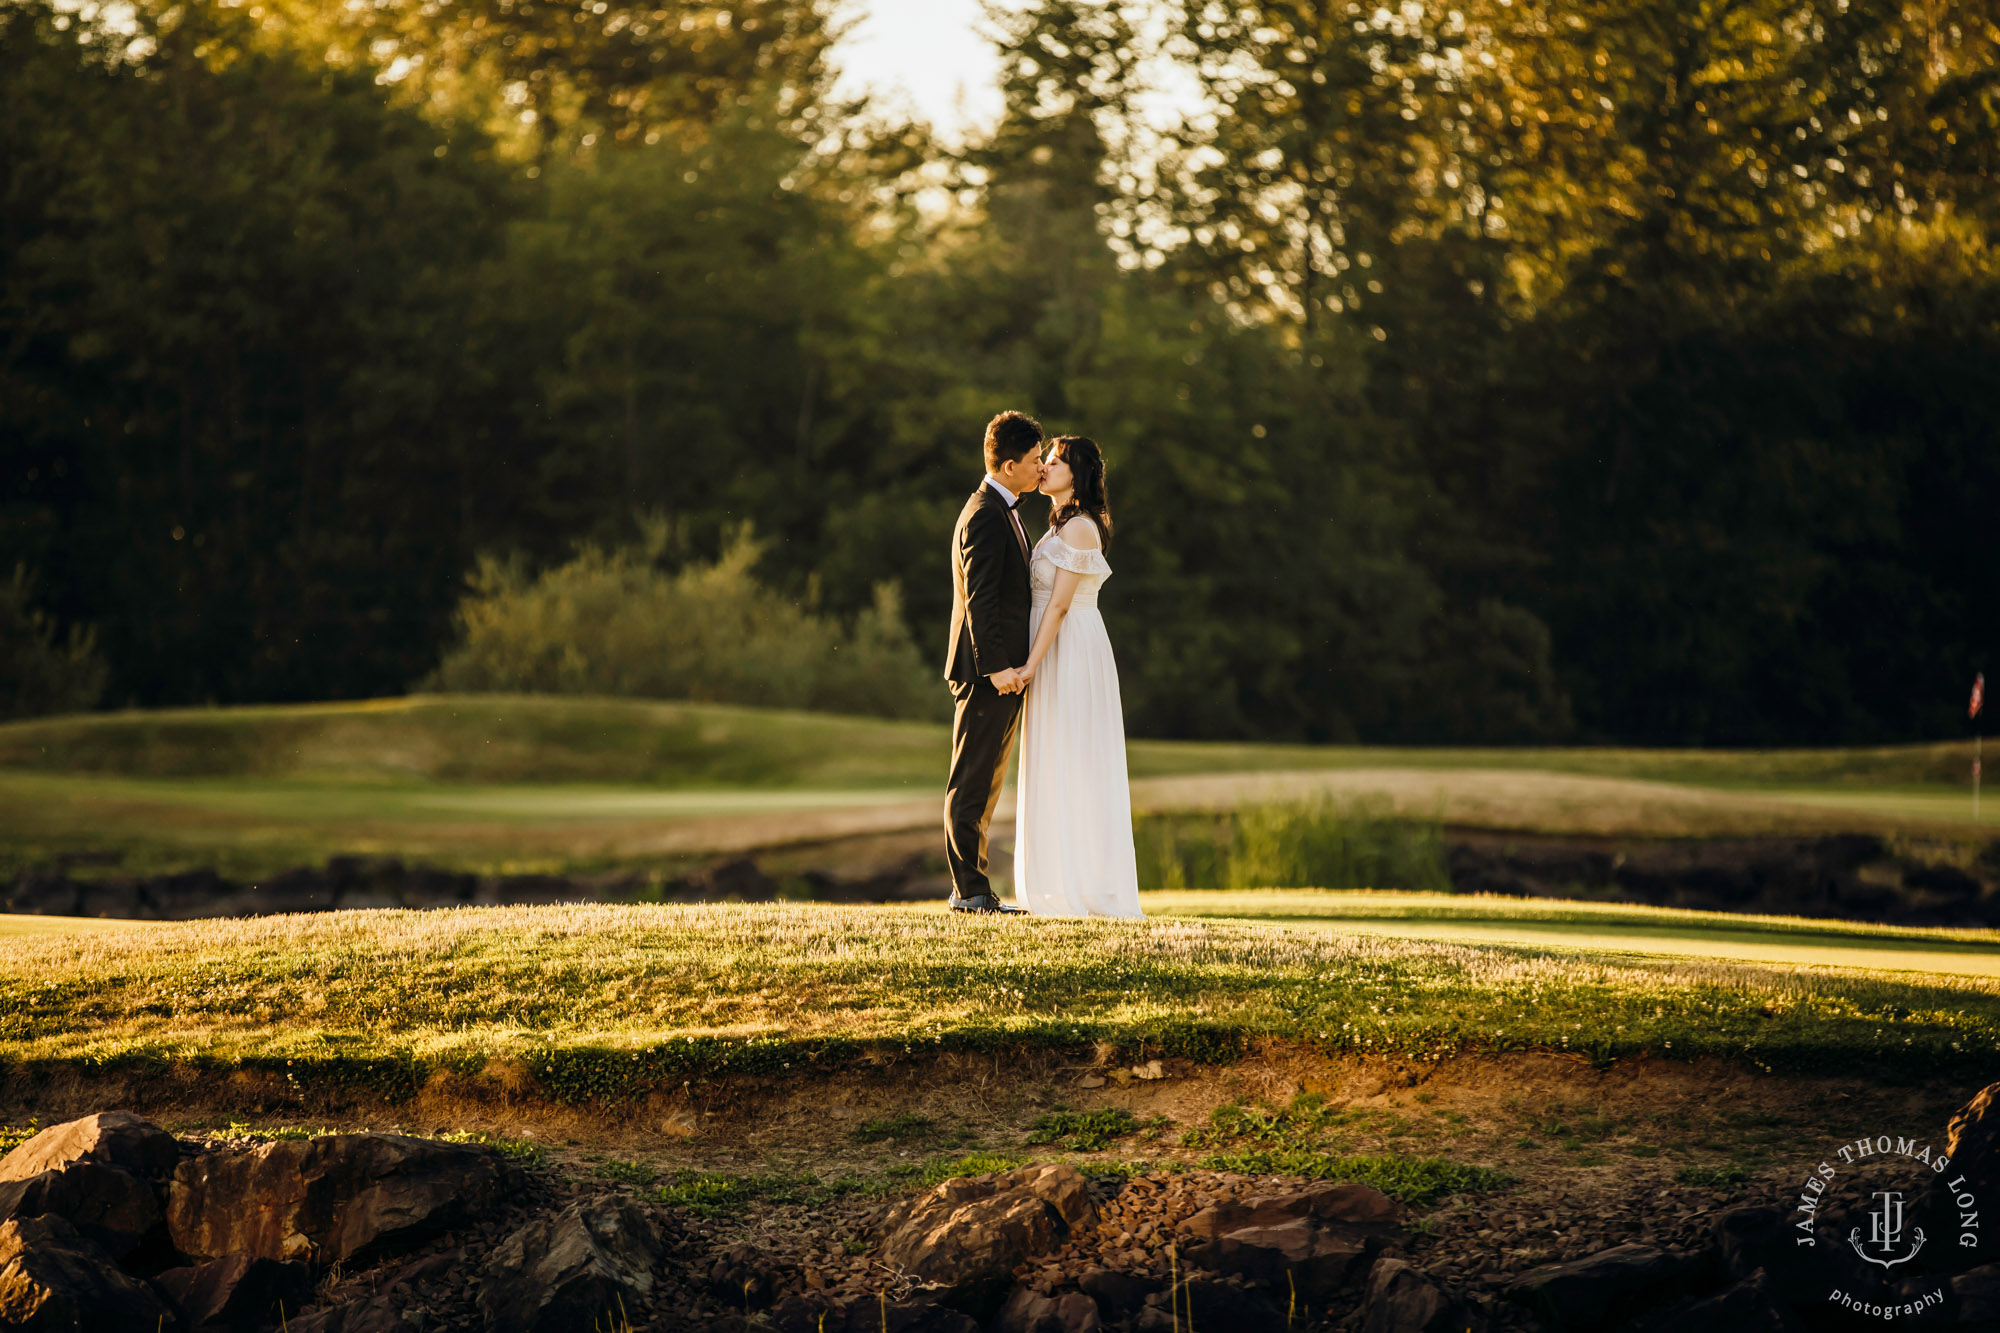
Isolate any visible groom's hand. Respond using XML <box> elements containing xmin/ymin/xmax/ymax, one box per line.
<box><xmin>987</xmin><ymin>667</ymin><xmax>1023</xmax><ymax>695</ymax></box>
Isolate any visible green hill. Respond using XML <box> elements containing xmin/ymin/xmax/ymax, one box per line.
<box><xmin>0</xmin><ymin>693</ymin><xmax>1984</xmax><ymax>789</ymax></box>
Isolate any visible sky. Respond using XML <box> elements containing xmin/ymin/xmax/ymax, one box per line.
<box><xmin>829</xmin><ymin>0</ymin><xmax>1012</xmax><ymax>141</ymax></box>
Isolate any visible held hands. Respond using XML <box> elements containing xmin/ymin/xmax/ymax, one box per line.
<box><xmin>987</xmin><ymin>664</ymin><xmax>1035</xmax><ymax>695</ymax></box>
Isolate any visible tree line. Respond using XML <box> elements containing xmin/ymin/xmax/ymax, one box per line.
<box><xmin>1</xmin><ymin>0</ymin><xmax>1994</xmax><ymax>744</ymax></box>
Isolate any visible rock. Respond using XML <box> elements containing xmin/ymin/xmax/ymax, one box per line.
<box><xmin>0</xmin><ymin>1110</ymin><xmax>181</xmax><ymax>1182</ymax></box>
<box><xmin>1179</xmin><ymin>1182</ymin><xmax>1404</xmax><ymax>1302</ymax></box>
<box><xmin>0</xmin><ymin>1214</ymin><xmax>180</xmax><ymax>1331</ymax></box>
<box><xmin>168</xmin><ymin>1132</ymin><xmax>512</xmax><ymax>1266</ymax></box>
<box><xmin>156</xmin><ymin>1254</ymin><xmax>314</xmax><ymax>1332</ymax></box>
<box><xmin>285</xmin><ymin>1293</ymin><xmax>409</xmax><ymax>1333</ymax></box>
<box><xmin>991</xmin><ymin>1286</ymin><xmax>1101</xmax><ymax>1333</ymax></box>
<box><xmin>288</xmin><ymin>1252</ymin><xmax>455</xmax><ymax>1333</ymax></box>
<box><xmin>1135</xmin><ymin>1276</ymin><xmax>1284</xmax><ymax>1333</ymax></box>
<box><xmin>767</xmin><ymin>1292</ymin><xmax>982</xmax><ymax>1333</ymax></box>
<box><xmin>1361</xmin><ymin>1256</ymin><xmax>1470</xmax><ymax>1333</ymax></box>
<box><xmin>1953</xmin><ymin>1262</ymin><xmax>2000</xmax><ymax>1325</ymax></box>
<box><xmin>876</xmin><ymin>1164</ymin><xmax>1095</xmax><ymax>1309</ymax></box>
<box><xmin>1626</xmin><ymin>1268</ymin><xmax>1794</xmax><ymax>1333</ymax></box>
<box><xmin>1077</xmin><ymin>1267</ymin><xmax>1160</xmax><ymax>1321</ymax></box>
<box><xmin>706</xmin><ymin>1238</ymin><xmax>777</xmax><ymax>1308</ymax></box>
<box><xmin>1948</xmin><ymin>1082</ymin><xmax>2000</xmax><ymax>1203</ymax></box>
<box><xmin>1709</xmin><ymin>1205</ymin><xmax>1817</xmax><ymax>1303</ymax></box>
<box><xmin>0</xmin><ymin>1160</ymin><xmax>162</xmax><ymax>1261</ymax></box>
<box><xmin>1504</xmin><ymin>1242</ymin><xmax>1709</xmax><ymax>1330</ymax></box>
<box><xmin>477</xmin><ymin>1197</ymin><xmax>666</xmax><ymax>1333</ymax></box>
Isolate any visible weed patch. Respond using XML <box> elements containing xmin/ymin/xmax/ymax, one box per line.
<box><xmin>1193</xmin><ymin>1148</ymin><xmax>1507</xmax><ymax>1207</ymax></box>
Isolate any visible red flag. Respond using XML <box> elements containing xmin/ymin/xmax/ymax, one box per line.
<box><xmin>1975</xmin><ymin>674</ymin><xmax>1986</xmax><ymax>721</ymax></box>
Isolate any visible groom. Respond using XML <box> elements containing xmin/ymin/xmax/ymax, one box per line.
<box><xmin>942</xmin><ymin>411</ymin><xmax>1044</xmax><ymax>915</ymax></box>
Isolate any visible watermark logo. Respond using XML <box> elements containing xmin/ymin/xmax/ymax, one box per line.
<box><xmin>1782</xmin><ymin>1131</ymin><xmax>1979</xmax><ymax>1323</ymax></box>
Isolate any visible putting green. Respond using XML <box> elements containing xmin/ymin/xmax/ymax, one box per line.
<box><xmin>1142</xmin><ymin>890</ymin><xmax>2000</xmax><ymax>979</ymax></box>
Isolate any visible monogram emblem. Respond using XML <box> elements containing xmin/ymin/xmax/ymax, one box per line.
<box><xmin>1848</xmin><ymin>1190</ymin><xmax>1926</xmax><ymax>1269</ymax></box>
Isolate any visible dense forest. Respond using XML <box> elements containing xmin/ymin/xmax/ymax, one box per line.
<box><xmin>2</xmin><ymin>0</ymin><xmax>1995</xmax><ymax>744</ymax></box>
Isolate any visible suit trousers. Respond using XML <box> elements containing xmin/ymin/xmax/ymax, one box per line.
<box><xmin>944</xmin><ymin>676</ymin><xmax>1025</xmax><ymax>901</ymax></box>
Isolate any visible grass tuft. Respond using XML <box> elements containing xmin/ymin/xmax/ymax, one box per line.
<box><xmin>1193</xmin><ymin>1148</ymin><xmax>1507</xmax><ymax>1206</ymax></box>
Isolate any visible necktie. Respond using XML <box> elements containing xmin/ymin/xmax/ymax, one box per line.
<box><xmin>1006</xmin><ymin>503</ymin><xmax>1029</xmax><ymax>559</ymax></box>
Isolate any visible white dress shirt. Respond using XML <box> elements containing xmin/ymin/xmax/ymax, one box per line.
<box><xmin>985</xmin><ymin>474</ymin><xmax>1031</xmax><ymax>556</ymax></box>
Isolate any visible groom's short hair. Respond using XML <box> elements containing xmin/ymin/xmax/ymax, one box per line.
<box><xmin>984</xmin><ymin>411</ymin><xmax>1044</xmax><ymax>471</ymax></box>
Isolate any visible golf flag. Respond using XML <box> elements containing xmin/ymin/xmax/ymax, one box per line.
<box><xmin>1975</xmin><ymin>674</ymin><xmax>1986</xmax><ymax>721</ymax></box>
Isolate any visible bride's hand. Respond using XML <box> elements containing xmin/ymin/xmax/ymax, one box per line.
<box><xmin>1016</xmin><ymin>663</ymin><xmax>1036</xmax><ymax>687</ymax></box>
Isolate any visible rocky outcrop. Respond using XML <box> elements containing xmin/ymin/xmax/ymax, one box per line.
<box><xmin>1946</xmin><ymin>1081</ymin><xmax>2000</xmax><ymax>1201</ymax></box>
<box><xmin>767</xmin><ymin>1292</ymin><xmax>981</xmax><ymax>1333</ymax></box>
<box><xmin>478</xmin><ymin>1197</ymin><xmax>666</xmax><ymax>1333</ymax></box>
<box><xmin>1505</xmin><ymin>1242</ymin><xmax>1709</xmax><ymax>1330</ymax></box>
<box><xmin>0</xmin><ymin>1160</ymin><xmax>162</xmax><ymax>1260</ymax></box>
<box><xmin>990</xmin><ymin>1285</ymin><xmax>1102</xmax><ymax>1333</ymax></box>
<box><xmin>0</xmin><ymin>1108</ymin><xmax>179</xmax><ymax>1262</ymax></box>
<box><xmin>1178</xmin><ymin>1180</ymin><xmax>1404</xmax><ymax>1303</ymax></box>
<box><xmin>1360</xmin><ymin>1256</ymin><xmax>1471</xmax><ymax>1333</ymax></box>
<box><xmin>0</xmin><ymin>1214</ymin><xmax>180</xmax><ymax>1331</ymax></box>
<box><xmin>167</xmin><ymin>1131</ymin><xmax>511</xmax><ymax>1266</ymax></box>
<box><xmin>876</xmin><ymin>1163</ymin><xmax>1095</xmax><ymax>1308</ymax></box>
<box><xmin>0</xmin><ymin>1110</ymin><xmax>182</xmax><ymax>1181</ymax></box>
<box><xmin>155</xmin><ymin>1254</ymin><xmax>314</xmax><ymax>1332</ymax></box>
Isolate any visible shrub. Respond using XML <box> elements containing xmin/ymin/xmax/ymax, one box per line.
<box><xmin>1133</xmin><ymin>796</ymin><xmax>1450</xmax><ymax>891</ymax></box>
<box><xmin>0</xmin><ymin>566</ymin><xmax>107</xmax><ymax>721</ymax></box>
<box><xmin>425</xmin><ymin>527</ymin><xmax>944</xmax><ymax>721</ymax></box>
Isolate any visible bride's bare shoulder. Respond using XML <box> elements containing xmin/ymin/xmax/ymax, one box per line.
<box><xmin>1059</xmin><ymin>515</ymin><xmax>1101</xmax><ymax>549</ymax></box>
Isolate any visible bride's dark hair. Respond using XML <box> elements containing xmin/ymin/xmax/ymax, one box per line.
<box><xmin>1047</xmin><ymin>436</ymin><xmax>1112</xmax><ymax>552</ymax></box>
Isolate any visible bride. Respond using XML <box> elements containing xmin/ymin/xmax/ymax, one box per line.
<box><xmin>1013</xmin><ymin>436</ymin><xmax>1143</xmax><ymax>918</ymax></box>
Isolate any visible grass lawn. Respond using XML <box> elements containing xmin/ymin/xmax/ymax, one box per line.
<box><xmin>6</xmin><ymin>894</ymin><xmax>1999</xmax><ymax>1102</ymax></box>
<box><xmin>0</xmin><ymin>697</ymin><xmax>1990</xmax><ymax>879</ymax></box>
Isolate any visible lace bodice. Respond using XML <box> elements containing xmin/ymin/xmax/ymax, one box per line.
<box><xmin>1031</xmin><ymin>531</ymin><xmax>1112</xmax><ymax>608</ymax></box>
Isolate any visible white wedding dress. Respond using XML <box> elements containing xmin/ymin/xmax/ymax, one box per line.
<box><xmin>1013</xmin><ymin>529</ymin><xmax>1144</xmax><ymax>918</ymax></box>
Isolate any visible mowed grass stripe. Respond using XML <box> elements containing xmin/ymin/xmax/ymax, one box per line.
<box><xmin>5</xmin><ymin>900</ymin><xmax>2000</xmax><ymax>1100</ymax></box>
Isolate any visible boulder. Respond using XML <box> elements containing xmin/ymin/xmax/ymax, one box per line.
<box><xmin>1076</xmin><ymin>1267</ymin><xmax>1160</xmax><ymax>1322</ymax></box>
<box><xmin>0</xmin><ymin>1110</ymin><xmax>181</xmax><ymax>1181</ymax></box>
<box><xmin>1134</xmin><ymin>1276</ymin><xmax>1284</xmax><ymax>1333</ymax></box>
<box><xmin>1504</xmin><ymin>1242</ymin><xmax>1709</xmax><ymax>1331</ymax></box>
<box><xmin>705</xmin><ymin>1238</ymin><xmax>777</xmax><ymax>1308</ymax></box>
<box><xmin>875</xmin><ymin>1164</ymin><xmax>1095</xmax><ymax>1308</ymax></box>
<box><xmin>768</xmin><ymin>1292</ymin><xmax>980</xmax><ymax>1333</ymax></box>
<box><xmin>0</xmin><ymin>1160</ymin><xmax>162</xmax><ymax>1260</ymax></box>
<box><xmin>1626</xmin><ymin>1268</ymin><xmax>1795</xmax><ymax>1333</ymax></box>
<box><xmin>1178</xmin><ymin>1182</ymin><xmax>1404</xmax><ymax>1302</ymax></box>
<box><xmin>991</xmin><ymin>1286</ymin><xmax>1101</xmax><ymax>1333</ymax></box>
<box><xmin>285</xmin><ymin>1293</ymin><xmax>409</xmax><ymax>1333</ymax></box>
<box><xmin>1952</xmin><ymin>1262</ymin><xmax>2000</xmax><ymax>1326</ymax></box>
<box><xmin>0</xmin><ymin>1214</ymin><xmax>180</xmax><ymax>1331</ymax></box>
<box><xmin>477</xmin><ymin>1197</ymin><xmax>666</xmax><ymax>1333</ymax></box>
<box><xmin>1361</xmin><ymin>1257</ymin><xmax>1470</xmax><ymax>1333</ymax></box>
<box><xmin>156</xmin><ymin>1254</ymin><xmax>314</xmax><ymax>1332</ymax></box>
<box><xmin>1947</xmin><ymin>1082</ymin><xmax>2000</xmax><ymax>1205</ymax></box>
<box><xmin>168</xmin><ymin>1132</ymin><xmax>512</xmax><ymax>1266</ymax></box>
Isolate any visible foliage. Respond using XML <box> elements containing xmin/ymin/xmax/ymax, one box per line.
<box><xmin>1189</xmin><ymin>1148</ymin><xmax>1507</xmax><ymax>1207</ymax></box>
<box><xmin>851</xmin><ymin>1112</ymin><xmax>935</xmax><ymax>1144</ymax></box>
<box><xmin>425</xmin><ymin>527</ymin><xmax>944</xmax><ymax>721</ymax></box>
<box><xmin>1134</xmin><ymin>798</ymin><xmax>1450</xmax><ymax>891</ymax></box>
<box><xmin>1026</xmin><ymin>1107</ymin><xmax>1142</xmax><ymax>1151</ymax></box>
<box><xmin>1</xmin><ymin>0</ymin><xmax>1995</xmax><ymax>744</ymax></box>
<box><xmin>0</xmin><ymin>567</ymin><xmax>106</xmax><ymax>721</ymax></box>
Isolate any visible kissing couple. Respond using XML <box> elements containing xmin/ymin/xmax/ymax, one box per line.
<box><xmin>942</xmin><ymin>411</ymin><xmax>1144</xmax><ymax>920</ymax></box>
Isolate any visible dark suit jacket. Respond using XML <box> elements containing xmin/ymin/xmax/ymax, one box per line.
<box><xmin>944</xmin><ymin>483</ymin><xmax>1032</xmax><ymax>685</ymax></box>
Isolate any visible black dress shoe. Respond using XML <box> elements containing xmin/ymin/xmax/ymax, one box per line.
<box><xmin>948</xmin><ymin>894</ymin><xmax>1028</xmax><ymax>915</ymax></box>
